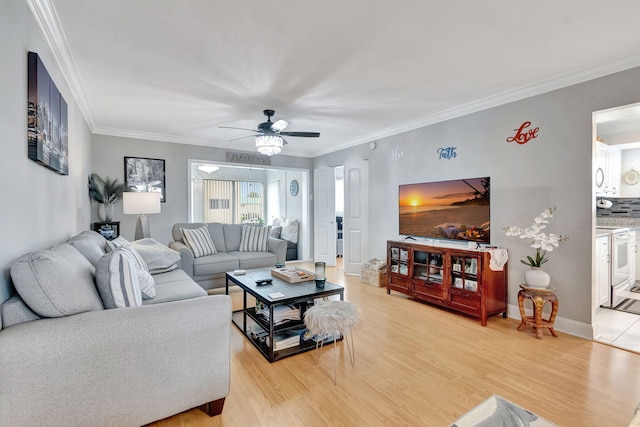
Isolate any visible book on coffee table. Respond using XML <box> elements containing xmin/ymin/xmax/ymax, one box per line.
<box><xmin>271</xmin><ymin>267</ymin><xmax>314</xmax><ymax>283</ymax></box>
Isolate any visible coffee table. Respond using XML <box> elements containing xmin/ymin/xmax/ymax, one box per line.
<box><xmin>225</xmin><ymin>268</ymin><xmax>344</xmax><ymax>362</ymax></box>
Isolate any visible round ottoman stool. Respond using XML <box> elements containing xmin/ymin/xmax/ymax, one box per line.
<box><xmin>303</xmin><ymin>300</ymin><xmax>359</xmax><ymax>384</ymax></box>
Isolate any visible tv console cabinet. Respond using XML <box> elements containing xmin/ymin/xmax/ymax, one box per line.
<box><xmin>387</xmin><ymin>240</ymin><xmax>507</xmax><ymax>326</ymax></box>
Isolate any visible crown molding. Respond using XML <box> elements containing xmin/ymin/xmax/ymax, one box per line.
<box><xmin>92</xmin><ymin>126</ymin><xmax>315</xmax><ymax>158</ymax></box>
<box><xmin>29</xmin><ymin>0</ymin><xmax>640</xmax><ymax>158</ymax></box>
<box><xmin>93</xmin><ymin>126</ymin><xmax>215</xmax><ymax>147</ymax></box>
<box><xmin>316</xmin><ymin>51</ymin><xmax>640</xmax><ymax>157</ymax></box>
<box><xmin>26</xmin><ymin>0</ymin><xmax>97</xmax><ymax>130</ymax></box>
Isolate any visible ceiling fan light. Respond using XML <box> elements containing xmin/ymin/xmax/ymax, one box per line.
<box><xmin>255</xmin><ymin>134</ymin><xmax>283</xmax><ymax>156</ymax></box>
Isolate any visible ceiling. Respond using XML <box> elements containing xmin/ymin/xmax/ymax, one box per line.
<box><xmin>31</xmin><ymin>0</ymin><xmax>640</xmax><ymax>157</ymax></box>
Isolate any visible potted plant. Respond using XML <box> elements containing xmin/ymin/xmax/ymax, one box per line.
<box><xmin>503</xmin><ymin>206</ymin><xmax>569</xmax><ymax>288</ymax></box>
<box><xmin>88</xmin><ymin>173</ymin><xmax>125</xmax><ymax>221</ymax></box>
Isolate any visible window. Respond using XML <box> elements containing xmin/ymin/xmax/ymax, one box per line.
<box><xmin>203</xmin><ymin>179</ymin><xmax>265</xmax><ymax>224</ymax></box>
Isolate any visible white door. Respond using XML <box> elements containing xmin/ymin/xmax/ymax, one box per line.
<box><xmin>313</xmin><ymin>166</ymin><xmax>336</xmax><ymax>266</ymax></box>
<box><xmin>343</xmin><ymin>159</ymin><xmax>369</xmax><ymax>275</ymax></box>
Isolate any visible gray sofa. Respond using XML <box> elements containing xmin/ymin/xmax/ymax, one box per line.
<box><xmin>169</xmin><ymin>222</ymin><xmax>287</xmax><ymax>290</ymax></box>
<box><xmin>0</xmin><ymin>231</ymin><xmax>232</xmax><ymax>427</ymax></box>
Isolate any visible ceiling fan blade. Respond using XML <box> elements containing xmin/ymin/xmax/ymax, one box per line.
<box><xmin>279</xmin><ymin>131</ymin><xmax>320</xmax><ymax>138</ymax></box>
<box><xmin>219</xmin><ymin>126</ymin><xmax>260</xmax><ymax>132</ymax></box>
<box><xmin>271</xmin><ymin>119</ymin><xmax>290</xmax><ymax>132</ymax></box>
<box><xmin>229</xmin><ymin>134</ymin><xmax>260</xmax><ymax>141</ymax></box>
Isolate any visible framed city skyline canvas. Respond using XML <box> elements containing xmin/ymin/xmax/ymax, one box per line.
<box><xmin>27</xmin><ymin>51</ymin><xmax>69</xmax><ymax>175</ymax></box>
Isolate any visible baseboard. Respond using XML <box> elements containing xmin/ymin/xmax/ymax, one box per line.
<box><xmin>507</xmin><ymin>303</ymin><xmax>593</xmax><ymax>340</ymax></box>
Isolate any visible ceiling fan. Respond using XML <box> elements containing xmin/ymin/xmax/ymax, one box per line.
<box><xmin>220</xmin><ymin>109</ymin><xmax>320</xmax><ymax>155</ymax></box>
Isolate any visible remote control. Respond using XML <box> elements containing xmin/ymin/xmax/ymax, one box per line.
<box><xmin>255</xmin><ymin>278</ymin><xmax>273</xmax><ymax>286</ymax></box>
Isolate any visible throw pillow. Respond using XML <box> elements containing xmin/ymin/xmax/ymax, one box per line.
<box><xmin>95</xmin><ymin>250</ymin><xmax>143</xmax><ymax>309</ymax></box>
<box><xmin>180</xmin><ymin>226</ymin><xmax>216</xmax><ymax>257</ymax></box>
<box><xmin>105</xmin><ymin>235</ymin><xmax>130</xmax><ymax>252</ymax></box>
<box><xmin>117</xmin><ymin>246</ymin><xmax>155</xmax><ymax>299</ymax></box>
<box><xmin>239</xmin><ymin>224</ymin><xmax>270</xmax><ymax>252</ymax></box>
<box><xmin>10</xmin><ymin>243</ymin><xmax>104</xmax><ymax>317</ymax></box>
<box><xmin>66</xmin><ymin>233</ymin><xmax>107</xmax><ymax>267</ymax></box>
<box><xmin>119</xmin><ymin>243</ymin><xmax>149</xmax><ymax>272</ymax></box>
<box><xmin>269</xmin><ymin>226</ymin><xmax>282</xmax><ymax>239</ymax></box>
<box><xmin>281</xmin><ymin>218</ymin><xmax>299</xmax><ymax>244</ymax></box>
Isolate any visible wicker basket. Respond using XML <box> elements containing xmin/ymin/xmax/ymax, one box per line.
<box><xmin>361</xmin><ymin>258</ymin><xmax>388</xmax><ymax>287</ymax></box>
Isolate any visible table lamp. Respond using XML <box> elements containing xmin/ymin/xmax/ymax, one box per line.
<box><xmin>122</xmin><ymin>192</ymin><xmax>161</xmax><ymax>240</ymax></box>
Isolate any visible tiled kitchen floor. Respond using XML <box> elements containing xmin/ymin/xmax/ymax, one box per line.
<box><xmin>595</xmin><ymin>307</ymin><xmax>640</xmax><ymax>353</ymax></box>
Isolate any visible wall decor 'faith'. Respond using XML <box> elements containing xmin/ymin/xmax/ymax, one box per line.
<box><xmin>437</xmin><ymin>147</ymin><xmax>457</xmax><ymax>159</ymax></box>
<box><xmin>27</xmin><ymin>51</ymin><xmax>69</xmax><ymax>175</ymax></box>
<box><xmin>506</xmin><ymin>121</ymin><xmax>539</xmax><ymax>145</ymax></box>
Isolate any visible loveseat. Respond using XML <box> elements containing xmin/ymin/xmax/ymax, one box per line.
<box><xmin>169</xmin><ymin>222</ymin><xmax>287</xmax><ymax>290</ymax></box>
<box><xmin>0</xmin><ymin>230</ymin><xmax>232</xmax><ymax>426</ymax></box>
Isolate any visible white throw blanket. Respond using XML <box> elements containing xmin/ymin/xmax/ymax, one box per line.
<box><xmin>487</xmin><ymin>248</ymin><xmax>509</xmax><ymax>271</ymax></box>
<box><xmin>131</xmin><ymin>238</ymin><xmax>180</xmax><ymax>274</ymax></box>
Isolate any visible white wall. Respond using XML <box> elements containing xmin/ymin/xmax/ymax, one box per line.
<box><xmin>0</xmin><ymin>0</ymin><xmax>91</xmax><ymax>301</ymax></box>
<box><xmin>621</xmin><ymin>148</ymin><xmax>640</xmax><ymax>197</ymax></box>
<box><xmin>315</xmin><ymin>66</ymin><xmax>640</xmax><ymax>328</ymax></box>
<box><xmin>0</xmin><ymin>0</ymin><xmax>92</xmax><ymax>303</ymax></box>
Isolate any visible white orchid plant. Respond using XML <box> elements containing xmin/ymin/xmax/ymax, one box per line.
<box><xmin>503</xmin><ymin>206</ymin><xmax>569</xmax><ymax>267</ymax></box>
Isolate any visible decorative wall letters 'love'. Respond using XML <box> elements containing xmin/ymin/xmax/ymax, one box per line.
<box><xmin>506</xmin><ymin>121</ymin><xmax>539</xmax><ymax>145</ymax></box>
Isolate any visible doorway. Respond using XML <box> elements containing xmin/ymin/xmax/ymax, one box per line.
<box><xmin>314</xmin><ymin>160</ymin><xmax>369</xmax><ymax>275</ymax></box>
<box><xmin>593</xmin><ymin>102</ymin><xmax>640</xmax><ymax>353</ymax></box>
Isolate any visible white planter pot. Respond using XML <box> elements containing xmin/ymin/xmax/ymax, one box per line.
<box><xmin>524</xmin><ymin>268</ymin><xmax>551</xmax><ymax>289</ymax></box>
<box><xmin>98</xmin><ymin>203</ymin><xmax>114</xmax><ymax>222</ymax></box>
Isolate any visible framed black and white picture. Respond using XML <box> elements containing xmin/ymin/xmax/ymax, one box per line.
<box><xmin>124</xmin><ymin>157</ymin><xmax>166</xmax><ymax>202</ymax></box>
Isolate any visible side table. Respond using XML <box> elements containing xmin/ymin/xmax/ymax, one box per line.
<box><xmin>517</xmin><ymin>285</ymin><xmax>559</xmax><ymax>339</ymax></box>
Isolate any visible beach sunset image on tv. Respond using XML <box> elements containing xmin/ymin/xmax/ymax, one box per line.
<box><xmin>398</xmin><ymin>177</ymin><xmax>490</xmax><ymax>243</ymax></box>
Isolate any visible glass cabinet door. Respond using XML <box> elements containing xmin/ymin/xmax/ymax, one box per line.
<box><xmin>390</xmin><ymin>247</ymin><xmax>409</xmax><ymax>276</ymax></box>
<box><xmin>451</xmin><ymin>255</ymin><xmax>479</xmax><ymax>292</ymax></box>
<box><xmin>413</xmin><ymin>250</ymin><xmax>443</xmax><ymax>284</ymax></box>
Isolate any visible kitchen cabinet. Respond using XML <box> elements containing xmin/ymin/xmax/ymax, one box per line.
<box><xmin>595</xmin><ymin>141</ymin><xmax>621</xmax><ymax>196</ymax></box>
<box><xmin>596</xmin><ymin>234</ymin><xmax>610</xmax><ymax>307</ymax></box>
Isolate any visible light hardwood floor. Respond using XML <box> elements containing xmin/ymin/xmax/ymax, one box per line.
<box><xmin>148</xmin><ymin>261</ymin><xmax>640</xmax><ymax>427</ymax></box>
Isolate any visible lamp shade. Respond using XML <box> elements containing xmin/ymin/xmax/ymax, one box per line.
<box><xmin>122</xmin><ymin>192</ymin><xmax>161</xmax><ymax>215</ymax></box>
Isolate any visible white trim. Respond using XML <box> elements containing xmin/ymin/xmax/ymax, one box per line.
<box><xmin>26</xmin><ymin>0</ymin><xmax>97</xmax><ymax>130</ymax></box>
<box><xmin>30</xmin><ymin>0</ymin><xmax>640</xmax><ymax>158</ymax></box>
<box><xmin>507</xmin><ymin>303</ymin><xmax>593</xmax><ymax>340</ymax></box>
<box><xmin>311</xmin><ymin>52</ymin><xmax>640</xmax><ymax>157</ymax></box>
<box><xmin>92</xmin><ymin>126</ymin><xmax>316</xmax><ymax>158</ymax></box>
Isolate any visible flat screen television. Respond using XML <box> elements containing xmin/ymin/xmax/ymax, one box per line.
<box><xmin>398</xmin><ymin>177</ymin><xmax>490</xmax><ymax>243</ymax></box>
